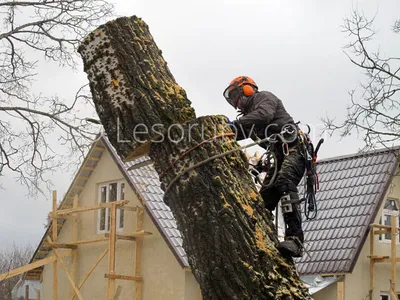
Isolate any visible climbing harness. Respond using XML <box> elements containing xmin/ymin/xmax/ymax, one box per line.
<box><xmin>296</xmin><ymin>123</ymin><xmax>324</xmax><ymax>220</ymax></box>
<box><xmin>248</xmin><ymin>122</ymin><xmax>324</xmax><ymax>220</ymax></box>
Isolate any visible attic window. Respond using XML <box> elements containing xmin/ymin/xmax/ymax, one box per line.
<box><xmin>379</xmin><ymin>198</ymin><xmax>400</xmax><ymax>242</ymax></box>
<box><xmin>98</xmin><ymin>182</ymin><xmax>125</xmax><ymax>233</ymax></box>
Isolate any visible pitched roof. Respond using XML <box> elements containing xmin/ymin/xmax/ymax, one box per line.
<box><xmin>294</xmin><ymin>147</ymin><xmax>399</xmax><ymax>275</ymax></box>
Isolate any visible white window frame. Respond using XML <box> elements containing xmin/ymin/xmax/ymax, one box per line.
<box><xmin>97</xmin><ymin>181</ymin><xmax>125</xmax><ymax>233</ymax></box>
<box><xmin>379</xmin><ymin>198</ymin><xmax>400</xmax><ymax>243</ymax></box>
<box><xmin>380</xmin><ymin>292</ymin><xmax>389</xmax><ymax>300</ymax></box>
<box><xmin>379</xmin><ymin>292</ymin><xmax>400</xmax><ymax>300</ymax></box>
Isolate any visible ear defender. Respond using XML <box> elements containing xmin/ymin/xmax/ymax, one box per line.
<box><xmin>242</xmin><ymin>84</ymin><xmax>255</xmax><ymax>97</ymax></box>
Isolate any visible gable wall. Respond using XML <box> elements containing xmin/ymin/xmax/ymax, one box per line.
<box><xmin>343</xmin><ymin>166</ymin><xmax>400</xmax><ymax>299</ymax></box>
<box><xmin>41</xmin><ymin>148</ymin><xmax>191</xmax><ymax>300</ymax></box>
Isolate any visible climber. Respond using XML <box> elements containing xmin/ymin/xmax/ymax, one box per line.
<box><xmin>223</xmin><ymin>76</ymin><xmax>306</xmax><ymax>258</ymax></box>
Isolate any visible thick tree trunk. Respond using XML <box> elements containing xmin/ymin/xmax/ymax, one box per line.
<box><xmin>78</xmin><ymin>16</ymin><xmax>311</xmax><ymax>300</ymax></box>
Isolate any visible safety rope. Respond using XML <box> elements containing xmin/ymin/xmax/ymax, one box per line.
<box><xmin>159</xmin><ymin>133</ymin><xmax>235</xmax><ymax>179</ymax></box>
<box><xmin>163</xmin><ymin>134</ymin><xmax>276</xmax><ymax>195</ymax></box>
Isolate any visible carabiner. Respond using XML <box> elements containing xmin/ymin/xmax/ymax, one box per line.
<box><xmin>282</xmin><ymin>143</ymin><xmax>289</xmax><ymax>156</ymax></box>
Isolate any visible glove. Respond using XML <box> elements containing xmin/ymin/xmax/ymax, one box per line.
<box><xmin>226</xmin><ymin>117</ymin><xmax>238</xmax><ymax>128</ymax></box>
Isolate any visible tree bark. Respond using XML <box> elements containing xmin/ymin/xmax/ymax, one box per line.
<box><xmin>78</xmin><ymin>16</ymin><xmax>311</xmax><ymax>300</ymax></box>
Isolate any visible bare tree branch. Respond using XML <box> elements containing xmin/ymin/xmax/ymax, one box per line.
<box><xmin>0</xmin><ymin>243</ymin><xmax>33</xmax><ymax>300</ymax></box>
<box><xmin>322</xmin><ymin>9</ymin><xmax>400</xmax><ymax>152</ymax></box>
<box><xmin>0</xmin><ymin>0</ymin><xmax>114</xmax><ymax>196</ymax></box>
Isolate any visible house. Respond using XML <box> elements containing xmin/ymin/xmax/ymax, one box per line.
<box><xmin>11</xmin><ymin>278</ymin><xmax>42</xmax><ymax>300</ymax></box>
<box><xmin>295</xmin><ymin>146</ymin><xmax>400</xmax><ymax>299</ymax></box>
<box><xmin>22</xmin><ymin>135</ymin><xmax>400</xmax><ymax>299</ymax></box>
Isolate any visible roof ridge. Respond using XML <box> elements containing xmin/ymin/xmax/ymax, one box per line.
<box><xmin>317</xmin><ymin>145</ymin><xmax>400</xmax><ymax>164</ymax></box>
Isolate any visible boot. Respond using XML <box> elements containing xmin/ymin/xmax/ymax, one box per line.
<box><xmin>277</xmin><ymin>236</ymin><xmax>304</xmax><ymax>258</ymax></box>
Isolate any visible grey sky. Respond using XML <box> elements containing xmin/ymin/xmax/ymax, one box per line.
<box><xmin>1</xmin><ymin>0</ymin><xmax>399</xmax><ymax>250</ymax></box>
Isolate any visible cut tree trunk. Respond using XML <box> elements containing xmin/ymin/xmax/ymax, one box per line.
<box><xmin>78</xmin><ymin>16</ymin><xmax>311</xmax><ymax>300</ymax></box>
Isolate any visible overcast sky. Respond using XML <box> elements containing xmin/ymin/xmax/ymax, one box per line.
<box><xmin>1</xmin><ymin>0</ymin><xmax>399</xmax><ymax>250</ymax></box>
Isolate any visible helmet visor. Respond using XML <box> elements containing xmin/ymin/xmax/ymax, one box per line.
<box><xmin>223</xmin><ymin>85</ymin><xmax>241</xmax><ymax>108</ymax></box>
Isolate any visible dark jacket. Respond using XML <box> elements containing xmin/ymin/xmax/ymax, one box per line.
<box><xmin>235</xmin><ymin>91</ymin><xmax>294</xmax><ymax>141</ymax></box>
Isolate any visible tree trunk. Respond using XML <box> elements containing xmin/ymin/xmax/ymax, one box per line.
<box><xmin>78</xmin><ymin>16</ymin><xmax>311</xmax><ymax>300</ymax></box>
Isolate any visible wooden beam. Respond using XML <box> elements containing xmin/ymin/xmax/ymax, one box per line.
<box><xmin>391</xmin><ymin>215</ymin><xmax>397</xmax><ymax>298</ymax></box>
<box><xmin>370</xmin><ymin>223</ymin><xmax>400</xmax><ymax>231</ymax></box>
<box><xmin>70</xmin><ymin>247</ymin><xmax>109</xmax><ymax>300</ymax></box>
<box><xmin>373</xmin><ymin>229</ymin><xmax>390</xmax><ymax>235</ymax></box>
<box><xmin>370</xmin><ymin>257</ymin><xmax>400</xmax><ymax>263</ymax></box>
<box><xmin>44</xmin><ymin>243</ymin><xmax>78</xmax><ymax>249</ymax></box>
<box><xmin>369</xmin><ymin>226</ymin><xmax>374</xmax><ymax>300</ymax></box>
<box><xmin>119</xmin><ymin>206</ymin><xmax>138</xmax><ymax>211</ymax></box>
<box><xmin>107</xmin><ymin>204</ymin><xmax>117</xmax><ymax>300</ymax></box>
<box><xmin>47</xmin><ymin>237</ymin><xmax>84</xmax><ymax>300</ymax></box>
<box><xmin>94</xmin><ymin>146</ymin><xmax>105</xmax><ymax>152</ymax></box>
<box><xmin>390</xmin><ymin>286</ymin><xmax>397</xmax><ymax>300</ymax></box>
<box><xmin>114</xmin><ymin>286</ymin><xmax>122</xmax><ymax>300</ymax></box>
<box><xmin>36</xmin><ymin>290</ymin><xmax>40</xmax><ymax>300</ymax></box>
<box><xmin>70</xmin><ymin>195</ymin><xmax>79</xmax><ymax>300</ymax></box>
<box><xmin>56</xmin><ymin>200</ymin><xmax>129</xmax><ymax>216</ymax></box>
<box><xmin>77</xmin><ymin>176</ymin><xmax>90</xmax><ymax>181</ymax></box>
<box><xmin>105</xmin><ymin>230</ymin><xmax>152</xmax><ymax>241</ymax></box>
<box><xmin>134</xmin><ymin>207</ymin><xmax>144</xmax><ymax>300</ymax></box>
<box><xmin>25</xmin><ymin>284</ymin><xmax>29</xmax><ymax>300</ymax></box>
<box><xmin>52</xmin><ymin>190</ymin><xmax>58</xmax><ymax>300</ymax></box>
<box><xmin>105</xmin><ymin>274</ymin><xmax>142</xmax><ymax>281</ymax></box>
<box><xmin>337</xmin><ymin>281</ymin><xmax>344</xmax><ymax>300</ymax></box>
<box><xmin>0</xmin><ymin>252</ymin><xmax>70</xmax><ymax>281</ymax></box>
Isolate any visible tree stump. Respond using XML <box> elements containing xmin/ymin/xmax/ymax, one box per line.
<box><xmin>78</xmin><ymin>16</ymin><xmax>310</xmax><ymax>300</ymax></box>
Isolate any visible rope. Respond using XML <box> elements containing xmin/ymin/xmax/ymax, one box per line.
<box><xmin>159</xmin><ymin>133</ymin><xmax>235</xmax><ymax>179</ymax></box>
<box><xmin>163</xmin><ymin>135</ymin><xmax>274</xmax><ymax>195</ymax></box>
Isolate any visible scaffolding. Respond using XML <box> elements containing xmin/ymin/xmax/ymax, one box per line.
<box><xmin>369</xmin><ymin>216</ymin><xmax>400</xmax><ymax>300</ymax></box>
<box><xmin>0</xmin><ymin>191</ymin><xmax>151</xmax><ymax>300</ymax></box>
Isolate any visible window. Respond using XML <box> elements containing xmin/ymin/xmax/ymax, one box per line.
<box><xmin>98</xmin><ymin>182</ymin><xmax>125</xmax><ymax>232</ymax></box>
<box><xmin>379</xmin><ymin>292</ymin><xmax>400</xmax><ymax>300</ymax></box>
<box><xmin>380</xmin><ymin>293</ymin><xmax>389</xmax><ymax>300</ymax></box>
<box><xmin>379</xmin><ymin>198</ymin><xmax>400</xmax><ymax>242</ymax></box>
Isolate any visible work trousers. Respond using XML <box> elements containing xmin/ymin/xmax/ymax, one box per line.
<box><xmin>260</xmin><ymin>142</ymin><xmax>306</xmax><ymax>242</ymax></box>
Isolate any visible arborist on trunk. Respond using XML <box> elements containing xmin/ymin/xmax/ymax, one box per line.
<box><xmin>223</xmin><ymin>76</ymin><xmax>306</xmax><ymax>258</ymax></box>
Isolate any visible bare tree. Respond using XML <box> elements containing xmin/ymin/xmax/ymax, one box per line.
<box><xmin>323</xmin><ymin>9</ymin><xmax>400</xmax><ymax>151</ymax></box>
<box><xmin>0</xmin><ymin>243</ymin><xmax>33</xmax><ymax>300</ymax></box>
<box><xmin>0</xmin><ymin>0</ymin><xmax>114</xmax><ymax>195</ymax></box>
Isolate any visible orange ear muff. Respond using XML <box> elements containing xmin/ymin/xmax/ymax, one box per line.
<box><xmin>242</xmin><ymin>85</ymin><xmax>254</xmax><ymax>97</ymax></box>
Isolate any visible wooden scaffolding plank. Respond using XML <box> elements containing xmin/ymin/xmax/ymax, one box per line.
<box><xmin>56</xmin><ymin>200</ymin><xmax>129</xmax><ymax>216</ymax></box>
<box><xmin>45</xmin><ymin>237</ymin><xmax>108</xmax><ymax>248</ymax></box>
<box><xmin>105</xmin><ymin>230</ymin><xmax>152</xmax><ymax>241</ymax></box>
<box><xmin>391</xmin><ymin>215</ymin><xmax>397</xmax><ymax>297</ymax></box>
<box><xmin>370</xmin><ymin>223</ymin><xmax>400</xmax><ymax>231</ymax></box>
<box><xmin>337</xmin><ymin>281</ymin><xmax>344</xmax><ymax>300</ymax></box>
<box><xmin>52</xmin><ymin>190</ymin><xmax>58</xmax><ymax>300</ymax></box>
<box><xmin>114</xmin><ymin>286</ymin><xmax>123</xmax><ymax>300</ymax></box>
<box><xmin>105</xmin><ymin>274</ymin><xmax>142</xmax><ymax>281</ymax></box>
<box><xmin>25</xmin><ymin>285</ymin><xmax>29</xmax><ymax>300</ymax></box>
<box><xmin>134</xmin><ymin>207</ymin><xmax>144</xmax><ymax>300</ymax></box>
<box><xmin>369</xmin><ymin>228</ymin><xmax>374</xmax><ymax>300</ymax></box>
<box><xmin>44</xmin><ymin>243</ymin><xmax>78</xmax><ymax>249</ymax></box>
<box><xmin>107</xmin><ymin>204</ymin><xmax>117</xmax><ymax>300</ymax></box>
<box><xmin>70</xmin><ymin>195</ymin><xmax>79</xmax><ymax>299</ymax></box>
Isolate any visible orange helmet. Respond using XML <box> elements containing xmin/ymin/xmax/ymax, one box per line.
<box><xmin>223</xmin><ymin>76</ymin><xmax>258</xmax><ymax>109</ymax></box>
